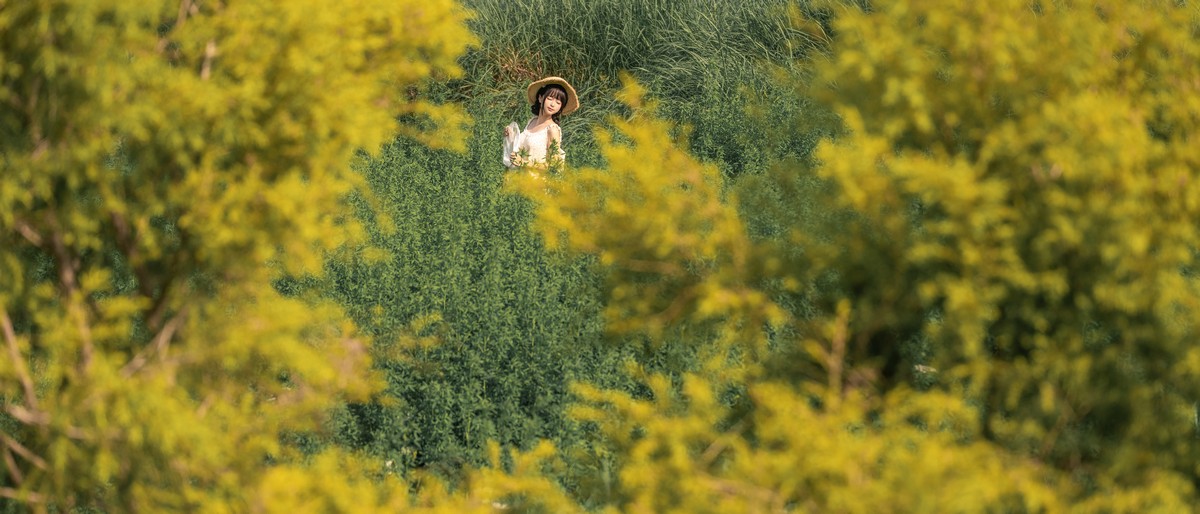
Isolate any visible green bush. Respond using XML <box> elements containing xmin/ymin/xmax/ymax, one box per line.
<box><xmin>320</xmin><ymin>125</ymin><xmax>606</xmax><ymax>473</ymax></box>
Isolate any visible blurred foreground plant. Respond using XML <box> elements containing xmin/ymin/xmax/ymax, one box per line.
<box><xmin>0</xmin><ymin>0</ymin><xmax>473</xmax><ymax>511</ymax></box>
<box><xmin>502</xmin><ymin>0</ymin><xmax>1200</xmax><ymax>509</ymax></box>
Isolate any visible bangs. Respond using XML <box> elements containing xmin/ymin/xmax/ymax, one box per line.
<box><xmin>542</xmin><ymin>85</ymin><xmax>568</xmax><ymax>102</ymax></box>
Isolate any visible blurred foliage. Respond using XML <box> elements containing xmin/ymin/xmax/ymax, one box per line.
<box><xmin>497</xmin><ymin>0</ymin><xmax>1200</xmax><ymax>511</ymax></box>
<box><xmin>799</xmin><ymin>0</ymin><xmax>1200</xmax><ymax>498</ymax></box>
<box><xmin>567</xmin><ymin>372</ymin><xmax>1071</xmax><ymax>513</ymax></box>
<box><xmin>502</xmin><ymin>84</ymin><xmax>1073</xmax><ymax>511</ymax></box>
<box><xmin>0</xmin><ymin>0</ymin><xmax>482</xmax><ymax>511</ymax></box>
<box><xmin>7</xmin><ymin>0</ymin><xmax>1200</xmax><ymax>512</ymax></box>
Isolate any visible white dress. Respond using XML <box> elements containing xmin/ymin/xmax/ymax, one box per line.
<box><xmin>503</xmin><ymin>119</ymin><xmax>564</xmax><ymax>168</ymax></box>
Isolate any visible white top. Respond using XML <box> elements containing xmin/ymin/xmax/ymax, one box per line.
<box><xmin>504</xmin><ymin>118</ymin><xmax>564</xmax><ymax>168</ymax></box>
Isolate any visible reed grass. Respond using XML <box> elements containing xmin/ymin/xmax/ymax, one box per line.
<box><xmin>455</xmin><ymin>0</ymin><xmax>851</xmax><ymax>176</ymax></box>
<box><xmin>458</xmin><ymin>0</ymin><xmax>842</xmax><ymax>95</ymax></box>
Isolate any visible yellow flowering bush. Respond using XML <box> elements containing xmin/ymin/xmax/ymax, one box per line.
<box><xmin>503</xmin><ymin>0</ymin><xmax>1200</xmax><ymax>510</ymax></box>
<box><xmin>804</xmin><ymin>0</ymin><xmax>1200</xmax><ymax>497</ymax></box>
<box><xmin>0</xmin><ymin>0</ymin><xmax>474</xmax><ymax>511</ymax></box>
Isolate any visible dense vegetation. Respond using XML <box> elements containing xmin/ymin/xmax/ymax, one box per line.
<box><xmin>317</xmin><ymin>0</ymin><xmax>837</xmax><ymax>483</ymax></box>
<box><xmin>4</xmin><ymin>0</ymin><xmax>1200</xmax><ymax>512</ymax></box>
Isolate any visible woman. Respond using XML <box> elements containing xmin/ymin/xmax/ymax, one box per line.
<box><xmin>504</xmin><ymin>76</ymin><xmax>579</xmax><ymax>169</ymax></box>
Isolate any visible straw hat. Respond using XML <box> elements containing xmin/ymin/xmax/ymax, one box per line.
<box><xmin>526</xmin><ymin>76</ymin><xmax>580</xmax><ymax>115</ymax></box>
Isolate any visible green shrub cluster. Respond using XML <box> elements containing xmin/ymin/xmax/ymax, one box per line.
<box><xmin>319</xmin><ymin>127</ymin><xmax>613</xmax><ymax>475</ymax></box>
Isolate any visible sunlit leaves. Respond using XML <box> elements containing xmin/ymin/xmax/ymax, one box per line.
<box><xmin>500</xmin><ymin>0</ymin><xmax>1200</xmax><ymax>510</ymax></box>
<box><xmin>809</xmin><ymin>0</ymin><xmax>1200</xmax><ymax>501</ymax></box>
<box><xmin>0</xmin><ymin>0</ymin><xmax>472</xmax><ymax>511</ymax></box>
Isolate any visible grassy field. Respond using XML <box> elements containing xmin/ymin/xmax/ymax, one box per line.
<box><xmin>314</xmin><ymin>0</ymin><xmax>845</xmax><ymax>487</ymax></box>
<box><xmin>457</xmin><ymin>0</ymin><xmax>843</xmax><ymax>174</ymax></box>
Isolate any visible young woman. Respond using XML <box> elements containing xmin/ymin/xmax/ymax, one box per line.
<box><xmin>503</xmin><ymin>76</ymin><xmax>579</xmax><ymax>169</ymax></box>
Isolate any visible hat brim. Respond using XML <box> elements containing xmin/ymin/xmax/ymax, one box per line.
<box><xmin>527</xmin><ymin>77</ymin><xmax>580</xmax><ymax>115</ymax></box>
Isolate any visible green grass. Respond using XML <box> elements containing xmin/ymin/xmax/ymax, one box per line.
<box><xmin>460</xmin><ymin>0</ymin><xmax>809</xmax><ymax>86</ymax></box>
<box><xmin>313</xmin><ymin>0</ymin><xmax>852</xmax><ymax>493</ymax></box>
<box><xmin>455</xmin><ymin>0</ymin><xmax>845</xmax><ymax>176</ymax></box>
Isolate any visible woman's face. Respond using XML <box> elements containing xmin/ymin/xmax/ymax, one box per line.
<box><xmin>541</xmin><ymin>94</ymin><xmax>562</xmax><ymax>116</ymax></box>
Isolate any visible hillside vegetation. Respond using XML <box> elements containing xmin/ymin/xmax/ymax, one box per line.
<box><xmin>3</xmin><ymin>0</ymin><xmax>1199</xmax><ymax>512</ymax></box>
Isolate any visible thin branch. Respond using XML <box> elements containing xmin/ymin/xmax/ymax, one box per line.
<box><xmin>30</xmin><ymin>139</ymin><xmax>49</xmax><ymax>161</ymax></box>
<box><xmin>144</xmin><ymin>273</ymin><xmax>178</xmax><ymax>332</ymax></box>
<box><xmin>13</xmin><ymin>219</ymin><xmax>43</xmax><ymax>246</ymax></box>
<box><xmin>657</xmin><ymin>286</ymin><xmax>699</xmax><ymax>327</ymax></box>
<box><xmin>5</xmin><ymin>407</ymin><xmax>88</xmax><ymax>440</ymax></box>
<box><xmin>109</xmin><ymin>212</ymin><xmax>174</xmax><ymax>329</ymax></box>
<box><xmin>175</xmin><ymin>0</ymin><xmax>195</xmax><ymax>29</ymax></box>
<box><xmin>0</xmin><ymin>486</ymin><xmax>45</xmax><ymax>503</ymax></box>
<box><xmin>828</xmin><ymin>305</ymin><xmax>849</xmax><ymax>399</ymax></box>
<box><xmin>27</xmin><ymin>76</ymin><xmax>42</xmax><ymax>147</ymax></box>
<box><xmin>1</xmin><ymin>309</ymin><xmax>38</xmax><ymax>411</ymax></box>
<box><xmin>1</xmin><ymin>433</ymin><xmax>47</xmax><ymax>471</ymax></box>
<box><xmin>121</xmin><ymin>307</ymin><xmax>188</xmax><ymax>378</ymax></box>
<box><xmin>200</xmin><ymin>40</ymin><xmax>217</xmax><ymax>80</ymax></box>
<box><xmin>699</xmin><ymin>436</ymin><xmax>730</xmax><ymax>466</ymax></box>
<box><xmin>153</xmin><ymin>307</ymin><xmax>186</xmax><ymax>358</ymax></box>
<box><xmin>110</xmin><ymin>212</ymin><xmax>137</xmax><ymax>268</ymax></box>
<box><xmin>46</xmin><ymin>213</ymin><xmax>94</xmax><ymax>373</ymax></box>
<box><xmin>71</xmin><ymin>302</ymin><xmax>95</xmax><ymax>375</ymax></box>
<box><xmin>4</xmin><ymin>406</ymin><xmax>48</xmax><ymax>426</ymax></box>
<box><xmin>156</xmin><ymin>0</ymin><xmax>196</xmax><ymax>53</ymax></box>
<box><xmin>2</xmin><ymin>444</ymin><xmax>22</xmax><ymax>486</ymax></box>
<box><xmin>47</xmin><ymin>216</ymin><xmax>78</xmax><ymax>288</ymax></box>
<box><xmin>145</xmin><ymin>234</ymin><xmax>189</xmax><ymax>332</ymax></box>
<box><xmin>698</xmin><ymin>475</ymin><xmax>783</xmax><ymax>513</ymax></box>
<box><xmin>196</xmin><ymin>394</ymin><xmax>215</xmax><ymax>418</ymax></box>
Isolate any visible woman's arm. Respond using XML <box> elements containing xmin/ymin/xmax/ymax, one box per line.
<box><xmin>548</xmin><ymin>124</ymin><xmax>565</xmax><ymax>162</ymax></box>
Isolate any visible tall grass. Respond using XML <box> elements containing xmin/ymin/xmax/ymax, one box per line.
<box><xmin>458</xmin><ymin>0</ymin><xmax>846</xmax><ymax>176</ymax></box>
<box><xmin>317</xmin><ymin>97</ymin><xmax>703</xmax><ymax>482</ymax></box>
<box><xmin>461</xmin><ymin>0</ymin><xmax>816</xmax><ymax>89</ymax></box>
<box><xmin>317</xmin><ymin>0</ymin><xmax>851</xmax><ymax>490</ymax></box>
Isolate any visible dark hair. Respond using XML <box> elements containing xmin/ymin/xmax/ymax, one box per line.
<box><xmin>531</xmin><ymin>84</ymin><xmax>569</xmax><ymax>123</ymax></box>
